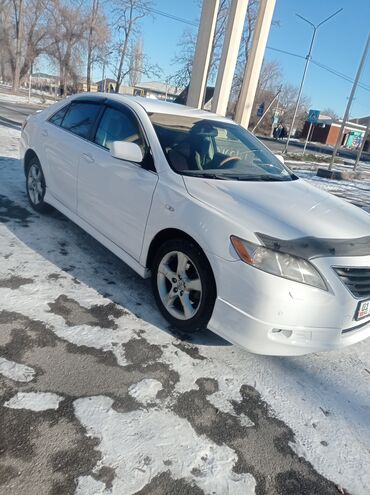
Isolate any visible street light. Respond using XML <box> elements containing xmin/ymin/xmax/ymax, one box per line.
<box><xmin>101</xmin><ymin>50</ymin><xmax>113</xmax><ymax>92</ymax></box>
<box><xmin>283</xmin><ymin>8</ymin><xmax>343</xmax><ymax>154</ymax></box>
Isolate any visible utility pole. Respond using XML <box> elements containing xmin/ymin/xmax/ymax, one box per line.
<box><xmin>329</xmin><ymin>34</ymin><xmax>370</xmax><ymax>171</ymax></box>
<box><xmin>87</xmin><ymin>0</ymin><xmax>99</xmax><ymax>93</ymax></box>
<box><xmin>101</xmin><ymin>50</ymin><xmax>113</xmax><ymax>92</ymax></box>
<box><xmin>354</xmin><ymin>119</ymin><xmax>370</xmax><ymax>171</ymax></box>
<box><xmin>252</xmin><ymin>87</ymin><xmax>282</xmax><ymax>134</ymax></box>
<box><xmin>283</xmin><ymin>8</ymin><xmax>342</xmax><ymax>154</ymax></box>
<box><xmin>271</xmin><ymin>91</ymin><xmax>281</xmax><ymax>137</ymax></box>
<box><xmin>303</xmin><ymin>122</ymin><xmax>314</xmax><ymax>155</ymax></box>
<box><xmin>28</xmin><ymin>71</ymin><xmax>32</xmax><ymax>103</ymax></box>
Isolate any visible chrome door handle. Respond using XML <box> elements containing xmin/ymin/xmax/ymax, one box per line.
<box><xmin>82</xmin><ymin>153</ymin><xmax>94</xmax><ymax>163</ymax></box>
<box><xmin>41</xmin><ymin>129</ymin><xmax>48</xmax><ymax>137</ymax></box>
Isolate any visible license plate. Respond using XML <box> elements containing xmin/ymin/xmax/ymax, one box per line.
<box><xmin>356</xmin><ymin>299</ymin><xmax>370</xmax><ymax>320</ymax></box>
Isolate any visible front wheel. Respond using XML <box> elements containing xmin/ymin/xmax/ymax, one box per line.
<box><xmin>151</xmin><ymin>239</ymin><xmax>216</xmax><ymax>332</ymax></box>
<box><xmin>26</xmin><ymin>157</ymin><xmax>51</xmax><ymax>213</ymax></box>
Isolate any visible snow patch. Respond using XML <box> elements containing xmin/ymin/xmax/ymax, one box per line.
<box><xmin>207</xmin><ymin>390</ymin><xmax>254</xmax><ymax>428</ymax></box>
<box><xmin>0</xmin><ymin>357</ymin><xmax>35</xmax><ymax>382</ymax></box>
<box><xmin>4</xmin><ymin>392</ymin><xmax>63</xmax><ymax>411</ymax></box>
<box><xmin>75</xmin><ymin>475</ymin><xmax>110</xmax><ymax>495</ymax></box>
<box><xmin>0</xmin><ymin>88</ymin><xmax>54</xmax><ymax>106</ymax></box>
<box><xmin>74</xmin><ymin>396</ymin><xmax>256</xmax><ymax>495</ymax></box>
<box><xmin>128</xmin><ymin>379</ymin><xmax>163</xmax><ymax>405</ymax></box>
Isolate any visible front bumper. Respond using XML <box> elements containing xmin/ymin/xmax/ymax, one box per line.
<box><xmin>207</xmin><ymin>252</ymin><xmax>370</xmax><ymax>356</ymax></box>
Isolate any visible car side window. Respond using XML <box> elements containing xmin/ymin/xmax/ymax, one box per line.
<box><xmin>48</xmin><ymin>104</ymin><xmax>70</xmax><ymax>126</ymax></box>
<box><xmin>61</xmin><ymin>102</ymin><xmax>102</xmax><ymax>139</ymax></box>
<box><xmin>94</xmin><ymin>106</ymin><xmax>145</xmax><ymax>153</ymax></box>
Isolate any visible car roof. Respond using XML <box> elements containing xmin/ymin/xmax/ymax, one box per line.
<box><xmin>72</xmin><ymin>92</ymin><xmax>233</xmax><ymax>124</ymax></box>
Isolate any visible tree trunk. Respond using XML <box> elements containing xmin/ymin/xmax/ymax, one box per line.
<box><xmin>115</xmin><ymin>30</ymin><xmax>130</xmax><ymax>94</ymax></box>
<box><xmin>12</xmin><ymin>0</ymin><xmax>24</xmax><ymax>92</ymax></box>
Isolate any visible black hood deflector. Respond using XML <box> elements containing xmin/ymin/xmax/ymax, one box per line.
<box><xmin>256</xmin><ymin>232</ymin><xmax>370</xmax><ymax>259</ymax></box>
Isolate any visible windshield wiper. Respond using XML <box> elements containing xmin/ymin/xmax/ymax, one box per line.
<box><xmin>229</xmin><ymin>175</ymin><xmax>291</xmax><ymax>182</ymax></box>
<box><xmin>253</xmin><ymin>176</ymin><xmax>290</xmax><ymax>181</ymax></box>
<box><xmin>182</xmin><ymin>171</ymin><xmax>229</xmax><ymax>180</ymax></box>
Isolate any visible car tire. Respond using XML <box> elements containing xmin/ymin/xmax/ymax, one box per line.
<box><xmin>26</xmin><ymin>156</ymin><xmax>51</xmax><ymax>213</ymax></box>
<box><xmin>152</xmin><ymin>238</ymin><xmax>216</xmax><ymax>331</ymax></box>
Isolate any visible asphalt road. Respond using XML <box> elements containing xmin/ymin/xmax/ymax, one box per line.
<box><xmin>0</xmin><ymin>97</ymin><xmax>43</xmax><ymax>129</ymax></box>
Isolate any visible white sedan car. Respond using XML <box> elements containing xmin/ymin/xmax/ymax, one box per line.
<box><xmin>20</xmin><ymin>94</ymin><xmax>370</xmax><ymax>355</ymax></box>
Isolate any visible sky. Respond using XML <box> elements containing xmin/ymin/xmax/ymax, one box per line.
<box><xmin>101</xmin><ymin>0</ymin><xmax>370</xmax><ymax>119</ymax></box>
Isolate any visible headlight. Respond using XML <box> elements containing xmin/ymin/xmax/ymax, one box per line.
<box><xmin>230</xmin><ymin>235</ymin><xmax>327</xmax><ymax>291</ymax></box>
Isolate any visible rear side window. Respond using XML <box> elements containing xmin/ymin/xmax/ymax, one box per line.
<box><xmin>94</xmin><ymin>106</ymin><xmax>145</xmax><ymax>152</ymax></box>
<box><xmin>61</xmin><ymin>102</ymin><xmax>101</xmax><ymax>139</ymax></box>
<box><xmin>49</xmin><ymin>104</ymin><xmax>69</xmax><ymax>126</ymax></box>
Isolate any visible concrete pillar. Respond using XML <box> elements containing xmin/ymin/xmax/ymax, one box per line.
<box><xmin>187</xmin><ymin>0</ymin><xmax>220</xmax><ymax>108</ymax></box>
<box><xmin>211</xmin><ymin>0</ymin><xmax>249</xmax><ymax>116</ymax></box>
<box><xmin>234</xmin><ymin>0</ymin><xmax>276</xmax><ymax>128</ymax></box>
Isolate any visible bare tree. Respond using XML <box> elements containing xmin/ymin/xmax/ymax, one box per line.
<box><xmin>11</xmin><ymin>0</ymin><xmax>24</xmax><ymax>90</ymax></box>
<box><xmin>86</xmin><ymin>2</ymin><xmax>110</xmax><ymax>90</ymax></box>
<box><xmin>112</xmin><ymin>0</ymin><xmax>150</xmax><ymax>93</ymax></box>
<box><xmin>1</xmin><ymin>0</ymin><xmax>53</xmax><ymax>90</ymax></box>
<box><xmin>321</xmin><ymin>107</ymin><xmax>339</xmax><ymax>120</ymax></box>
<box><xmin>47</xmin><ymin>0</ymin><xmax>88</xmax><ymax>95</ymax></box>
<box><xmin>278</xmin><ymin>84</ymin><xmax>310</xmax><ymax>135</ymax></box>
<box><xmin>170</xmin><ymin>29</ymin><xmax>197</xmax><ymax>88</ymax></box>
<box><xmin>0</xmin><ymin>0</ymin><xmax>11</xmax><ymax>82</ymax></box>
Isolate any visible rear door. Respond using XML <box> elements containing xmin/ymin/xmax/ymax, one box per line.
<box><xmin>77</xmin><ymin>102</ymin><xmax>158</xmax><ymax>259</ymax></box>
<box><xmin>43</xmin><ymin>100</ymin><xmax>103</xmax><ymax>211</ymax></box>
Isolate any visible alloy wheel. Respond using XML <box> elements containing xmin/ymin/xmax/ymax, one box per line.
<box><xmin>27</xmin><ymin>163</ymin><xmax>44</xmax><ymax>205</ymax></box>
<box><xmin>157</xmin><ymin>250</ymin><xmax>202</xmax><ymax>321</ymax></box>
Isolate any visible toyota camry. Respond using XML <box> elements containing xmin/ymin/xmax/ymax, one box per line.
<box><xmin>20</xmin><ymin>93</ymin><xmax>370</xmax><ymax>355</ymax></box>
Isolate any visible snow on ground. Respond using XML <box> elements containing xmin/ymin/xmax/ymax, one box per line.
<box><xmin>0</xmin><ymin>357</ymin><xmax>36</xmax><ymax>382</ymax></box>
<box><xmin>296</xmin><ymin>168</ymin><xmax>370</xmax><ymax>208</ymax></box>
<box><xmin>0</xmin><ymin>124</ymin><xmax>370</xmax><ymax>494</ymax></box>
<box><xmin>128</xmin><ymin>378</ymin><xmax>163</xmax><ymax>405</ymax></box>
<box><xmin>74</xmin><ymin>396</ymin><xmax>256</xmax><ymax>495</ymax></box>
<box><xmin>0</xmin><ymin>85</ymin><xmax>55</xmax><ymax>106</ymax></box>
<box><xmin>4</xmin><ymin>392</ymin><xmax>63</xmax><ymax>411</ymax></box>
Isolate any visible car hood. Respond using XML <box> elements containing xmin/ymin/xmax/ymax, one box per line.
<box><xmin>183</xmin><ymin>176</ymin><xmax>370</xmax><ymax>243</ymax></box>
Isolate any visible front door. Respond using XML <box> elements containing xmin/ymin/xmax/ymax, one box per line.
<box><xmin>77</xmin><ymin>104</ymin><xmax>158</xmax><ymax>260</ymax></box>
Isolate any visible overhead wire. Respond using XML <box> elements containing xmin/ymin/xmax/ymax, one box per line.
<box><xmin>266</xmin><ymin>46</ymin><xmax>370</xmax><ymax>93</ymax></box>
<box><xmin>143</xmin><ymin>7</ymin><xmax>198</xmax><ymax>27</ymax></box>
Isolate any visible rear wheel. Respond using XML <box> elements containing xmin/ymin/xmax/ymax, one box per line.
<box><xmin>151</xmin><ymin>238</ymin><xmax>216</xmax><ymax>331</ymax></box>
<box><xmin>26</xmin><ymin>157</ymin><xmax>51</xmax><ymax>213</ymax></box>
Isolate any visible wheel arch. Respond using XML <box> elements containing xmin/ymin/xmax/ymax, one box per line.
<box><xmin>24</xmin><ymin>149</ymin><xmax>39</xmax><ymax>176</ymax></box>
<box><xmin>145</xmin><ymin>228</ymin><xmax>216</xmax><ymax>291</ymax></box>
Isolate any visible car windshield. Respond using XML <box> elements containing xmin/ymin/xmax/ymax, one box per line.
<box><xmin>149</xmin><ymin>113</ymin><xmax>297</xmax><ymax>181</ymax></box>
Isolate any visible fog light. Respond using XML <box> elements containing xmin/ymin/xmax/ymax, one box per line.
<box><xmin>281</xmin><ymin>330</ymin><xmax>293</xmax><ymax>338</ymax></box>
<box><xmin>271</xmin><ymin>329</ymin><xmax>293</xmax><ymax>338</ymax></box>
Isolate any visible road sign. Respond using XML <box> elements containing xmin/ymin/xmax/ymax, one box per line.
<box><xmin>257</xmin><ymin>103</ymin><xmax>265</xmax><ymax>117</ymax></box>
<box><xmin>307</xmin><ymin>109</ymin><xmax>320</xmax><ymax>124</ymax></box>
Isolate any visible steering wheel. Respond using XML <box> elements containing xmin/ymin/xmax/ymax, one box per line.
<box><xmin>217</xmin><ymin>156</ymin><xmax>241</xmax><ymax>169</ymax></box>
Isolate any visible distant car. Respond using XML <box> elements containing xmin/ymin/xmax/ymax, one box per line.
<box><xmin>20</xmin><ymin>94</ymin><xmax>370</xmax><ymax>355</ymax></box>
